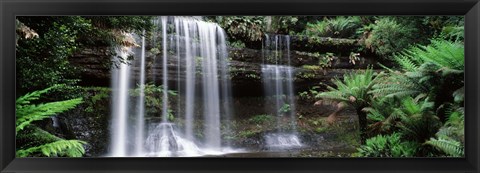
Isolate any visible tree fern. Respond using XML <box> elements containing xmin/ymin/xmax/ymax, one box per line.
<box><xmin>393</xmin><ymin>97</ymin><xmax>440</xmax><ymax>142</ymax></box>
<box><xmin>362</xmin><ymin>97</ymin><xmax>398</xmax><ymax>135</ymax></box>
<box><xmin>317</xmin><ymin>68</ymin><xmax>378</xmax><ymax>109</ymax></box>
<box><xmin>393</xmin><ymin>39</ymin><xmax>464</xmax><ymax>75</ymax></box>
<box><xmin>370</xmin><ymin>72</ymin><xmax>429</xmax><ymax>99</ymax></box>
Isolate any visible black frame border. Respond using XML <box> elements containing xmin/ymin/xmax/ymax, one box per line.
<box><xmin>1</xmin><ymin>0</ymin><xmax>479</xmax><ymax>173</ymax></box>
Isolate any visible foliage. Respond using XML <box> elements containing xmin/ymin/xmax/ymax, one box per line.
<box><xmin>356</xmin><ymin>133</ymin><xmax>418</xmax><ymax>157</ymax></box>
<box><xmin>440</xmin><ymin>26</ymin><xmax>464</xmax><ymax>42</ymax></box>
<box><xmin>212</xmin><ymin>16</ymin><xmax>265</xmax><ymax>42</ymax></box>
<box><xmin>17</xmin><ymin>140</ymin><xmax>87</xmax><ymax>157</ymax></box>
<box><xmin>16</xmin><ymin>16</ymin><xmax>153</xmax><ymax>92</ymax></box>
<box><xmin>16</xmin><ymin>17</ymin><xmax>90</xmax><ymax>91</ymax></box>
<box><xmin>369</xmin><ymin>68</ymin><xmax>434</xmax><ymax>99</ymax></box>
<box><xmin>394</xmin><ymin>39</ymin><xmax>464</xmax><ymax>75</ymax></box>
<box><xmin>249</xmin><ymin>114</ymin><xmax>275</xmax><ymax>124</ymax></box>
<box><xmin>359</xmin><ymin>38</ymin><xmax>463</xmax><ymax>156</ymax></box>
<box><xmin>362</xmin><ymin>97</ymin><xmax>398</xmax><ymax>135</ymax></box>
<box><xmin>16</xmin><ymin>85</ymin><xmax>83</xmax><ymax>133</ymax></box>
<box><xmin>130</xmin><ymin>84</ymin><xmax>178</xmax><ymax>121</ymax></box>
<box><xmin>349</xmin><ymin>52</ymin><xmax>361</xmax><ymax>65</ymax></box>
<box><xmin>265</xmin><ymin>16</ymin><xmax>299</xmax><ymax>34</ymax></box>
<box><xmin>317</xmin><ymin>68</ymin><xmax>378</xmax><ymax>110</ymax></box>
<box><xmin>295</xmin><ymin>51</ymin><xmax>337</xmax><ymax>68</ymax></box>
<box><xmin>425</xmin><ymin>108</ymin><xmax>464</xmax><ymax>157</ymax></box>
<box><xmin>278</xmin><ymin>104</ymin><xmax>291</xmax><ymax>114</ymax></box>
<box><xmin>305</xmin><ymin>16</ymin><xmax>362</xmax><ymax>38</ymax></box>
<box><xmin>16</xmin><ymin>85</ymin><xmax>86</xmax><ymax>157</ymax></box>
<box><xmin>371</xmin><ymin>39</ymin><xmax>463</xmax><ymax>101</ymax></box>
<box><xmin>391</xmin><ymin>97</ymin><xmax>441</xmax><ymax>142</ymax></box>
<box><xmin>228</xmin><ymin>40</ymin><xmax>246</xmax><ymax>48</ymax></box>
<box><xmin>421</xmin><ymin>16</ymin><xmax>464</xmax><ymax>42</ymax></box>
<box><xmin>362</xmin><ymin>17</ymin><xmax>417</xmax><ymax>57</ymax></box>
<box><xmin>299</xmin><ymin>86</ymin><xmax>321</xmax><ymax>100</ymax></box>
<box><xmin>317</xmin><ymin>68</ymin><xmax>379</xmax><ymax>141</ymax></box>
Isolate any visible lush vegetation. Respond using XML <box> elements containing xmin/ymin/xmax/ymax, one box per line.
<box><xmin>16</xmin><ymin>85</ymin><xmax>85</xmax><ymax>157</ymax></box>
<box><xmin>317</xmin><ymin>36</ymin><xmax>464</xmax><ymax>157</ymax></box>
<box><xmin>16</xmin><ymin>16</ymin><xmax>152</xmax><ymax>94</ymax></box>
<box><xmin>16</xmin><ymin>16</ymin><xmax>464</xmax><ymax>157</ymax></box>
<box><xmin>16</xmin><ymin>16</ymin><xmax>152</xmax><ymax>157</ymax></box>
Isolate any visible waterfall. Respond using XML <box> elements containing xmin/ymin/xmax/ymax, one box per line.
<box><xmin>110</xmin><ymin>42</ymin><xmax>132</xmax><ymax>156</ymax></box>
<box><xmin>133</xmin><ymin>30</ymin><xmax>147</xmax><ymax>156</ymax></box>
<box><xmin>262</xmin><ymin>34</ymin><xmax>302</xmax><ymax>149</ymax></box>
<box><xmin>109</xmin><ymin>16</ymin><xmax>234</xmax><ymax>157</ymax></box>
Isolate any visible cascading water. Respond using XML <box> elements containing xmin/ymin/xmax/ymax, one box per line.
<box><xmin>262</xmin><ymin>34</ymin><xmax>302</xmax><ymax>149</ymax></box>
<box><xmin>110</xmin><ymin>38</ymin><xmax>132</xmax><ymax>156</ymax></box>
<box><xmin>109</xmin><ymin>17</ymin><xmax>234</xmax><ymax>157</ymax></box>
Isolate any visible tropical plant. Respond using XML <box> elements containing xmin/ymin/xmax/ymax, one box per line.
<box><xmin>391</xmin><ymin>97</ymin><xmax>441</xmax><ymax>143</ymax></box>
<box><xmin>363</xmin><ymin>96</ymin><xmax>441</xmax><ymax>144</ymax></box>
<box><xmin>425</xmin><ymin>107</ymin><xmax>464</xmax><ymax>157</ymax></box>
<box><xmin>363</xmin><ymin>17</ymin><xmax>417</xmax><ymax>56</ymax></box>
<box><xmin>362</xmin><ymin>97</ymin><xmax>398</xmax><ymax>136</ymax></box>
<box><xmin>317</xmin><ymin>68</ymin><xmax>378</xmax><ymax>109</ymax></box>
<box><xmin>265</xmin><ymin>16</ymin><xmax>299</xmax><ymax>34</ymax></box>
<box><xmin>212</xmin><ymin>16</ymin><xmax>265</xmax><ymax>42</ymax></box>
<box><xmin>356</xmin><ymin>133</ymin><xmax>418</xmax><ymax>157</ymax></box>
<box><xmin>362</xmin><ymin>37</ymin><xmax>464</xmax><ymax>156</ymax></box>
<box><xmin>394</xmin><ymin>39</ymin><xmax>464</xmax><ymax>75</ymax></box>
<box><xmin>371</xmin><ymin>39</ymin><xmax>464</xmax><ymax>100</ymax></box>
<box><xmin>305</xmin><ymin>16</ymin><xmax>362</xmax><ymax>38</ymax></box>
<box><xmin>16</xmin><ymin>85</ymin><xmax>86</xmax><ymax>157</ymax></box>
<box><xmin>440</xmin><ymin>26</ymin><xmax>464</xmax><ymax>42</ymax></box>
<box><xmin>316</xmin><ymin>68</ymin><xmax>379</xmax><ymax>140</ymax></box>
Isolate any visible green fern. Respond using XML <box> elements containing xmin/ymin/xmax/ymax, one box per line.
<box><xmin>17</xmin><ymin>140</ymin><xmax>87</xmax><ymax>157</ymax></box>
<box><xmin>394</xmin><ymin>97</ymin><xmax>440</xmax><ymax>142</ymax></box>
<box><xmin>317</xmin><ymin>68</ymin><xmax>378</xmax><ymax>109</ymax></box>
<box><xmin>305</xmin><ymin>16</ymin><xmax>361</xmax><ymax>38</ymax></box>
<box><xmin>394</xmin><ymin>39</ymin><xmax>464</xmax><ymax>75</ymax></box>
<box><xmin>370</xmin><ymin>71</ymin><xmax>429</xmax><ymax>99</ymax></box>
<box><xmin>356</xmin><ymin>133</ymin><xmax>418</xmax><ymax>157</ymax></box>
<box><xmin>425</xmin><ymin>138</ymin><xmax>463</xmax><ymax>157</ymax></box>
<box><xmin>16</xmin><ymin>98</ymin><xmax>82</xmax><ymax>133</ymax></box>
<box><xmin>426</xmin><ymin>108</ymin><xmax>464</xmax><ymax>156</ymax></box>
<box><xmin>362</xmin><ymin>97</ymin><xmax>399</xmax><ymax>135</ymax></box>
<box><xmin>16</xmin><ymin>85</ymin><xmax>86</xmax><ymax>157</ymax></box>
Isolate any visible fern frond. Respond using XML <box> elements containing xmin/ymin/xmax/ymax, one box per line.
<box><xmin>17</xmin><ymin>140</ymin><xmax>87</xmax><ymax>157</ymax></box>
<box><xmin>16</xmin><ymin>98</ymin><xmax>83</xmax><ymax>133</ymax></box>
<box><xmin>425</xmin><ymin>137</ymin><xmax>463</xmax><ymax>157</ymax></box>
<box><xmin>16</xmin><ymin>85</ymin><xmax>61</xmax><ymax>108</ymax></box>
<box><xmin>317</xmin><ymin>68</ymin><xmax>377</xmax><ymax>109</ymax></box>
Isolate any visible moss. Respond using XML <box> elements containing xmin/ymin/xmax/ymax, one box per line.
<box><xmin>302</xmin><ymin>65</ymin><xmax>322</xmax><ymax>71</ymax></box>
<box><xmin>249</xmin><ymin>114</ymin><xmax>275</xmax><ymax>124</ymax></box>
<box><xmin>239</xmin><ymin>130</ymin><xmax>259</xmax><ymax>138</ymax></box>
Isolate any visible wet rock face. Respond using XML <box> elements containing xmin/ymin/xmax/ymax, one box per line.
<box><xmin>49</xmin><ymin>90</ymin><xmax>111</xmax><ymax>157</ymax></box>
<box><xmin>63</xmin><ymin>38</ymin><xmax>367</xmax><ymax>156</ymax></box>
<box><xmin>69</xmin><ymin>38</ymin><xmax>385</xmax><ymax>89</ymax></box>
<box><xmin>228</xmin><ymin>47</ymin><xmax>381</xmax><ymax>69</ymax></box>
